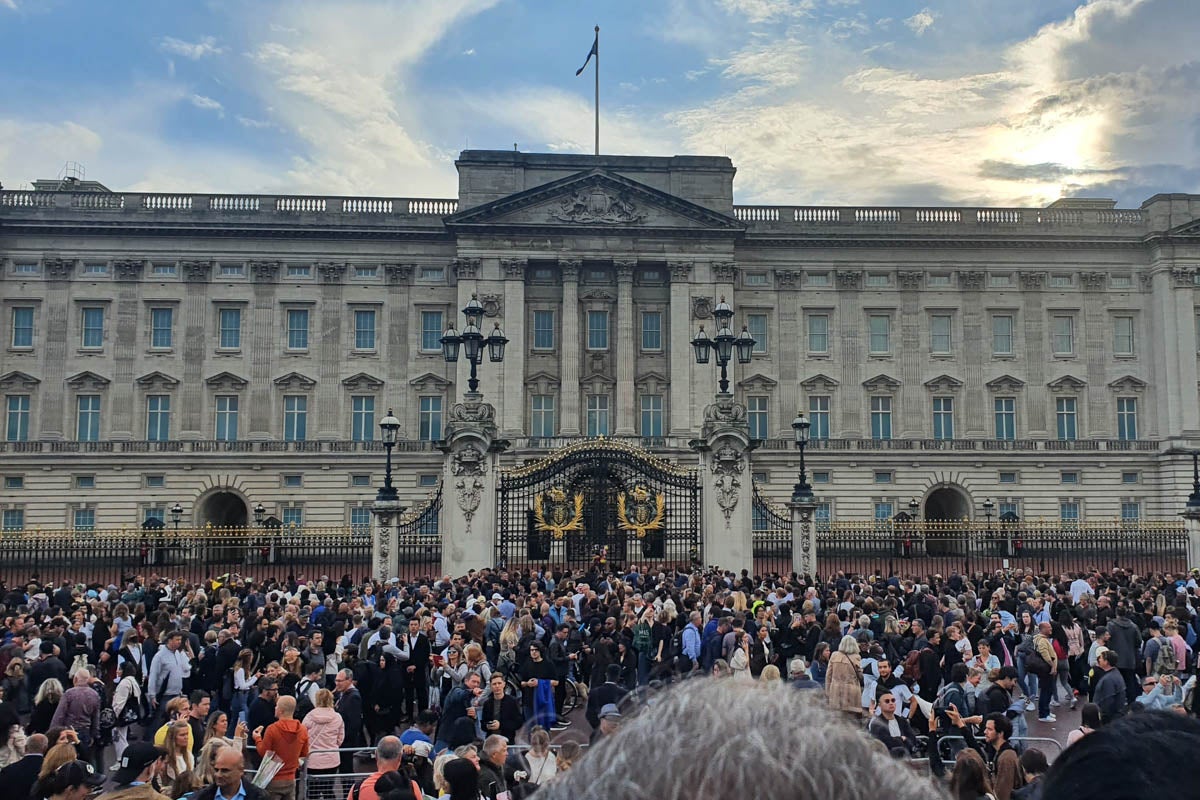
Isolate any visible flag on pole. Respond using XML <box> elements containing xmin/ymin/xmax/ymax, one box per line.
<box><xmin>575</xmin><ymin>31</ymin><xmax>598</xmax><ymax>76</ymax></box>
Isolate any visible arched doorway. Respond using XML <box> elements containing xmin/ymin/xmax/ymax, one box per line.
<box><xmin>198</xmin><ymin>491</ymin><xmax>249</xmax><ymax>528</ymax></box>
<box><xmin>923</xmin><ymin>486</ymin><xmax>971</xmax><ymax>522</ymax></box>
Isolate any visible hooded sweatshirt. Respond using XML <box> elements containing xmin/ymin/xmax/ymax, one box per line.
<box><xmin>256</xmin><ymin>717</ymin><xmax>310</xmax><ymax>781</ymax></box>
<box><xmin>301</xmin><ymin>706</ymin><xmax>345</xmax><ymax>769</ymax></box>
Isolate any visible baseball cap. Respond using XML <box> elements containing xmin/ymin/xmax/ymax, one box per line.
<box><xmin>112</xmin><ymin>742</ymin><xmax>166</xmax><ymax>784</ymax></box>
<box><xmin>51</xmin><ymin>760</ymin><xmax>106</xmax><ymax>790</ymax></box>
<box><xmin>600</xmin><ymin>703</ymin><xmax>621</xmax><ymax>721</ymax></box>
<box><xmin>491</xmin><ymin>593</ymin><xmax>503</xmax><ymax>601</ymax></box>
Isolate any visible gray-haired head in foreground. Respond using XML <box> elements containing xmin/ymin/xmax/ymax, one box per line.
<box><xmin>533</xmin><ymin>679</ymin><xmax>941</xmax><ymax>800</ymax></box>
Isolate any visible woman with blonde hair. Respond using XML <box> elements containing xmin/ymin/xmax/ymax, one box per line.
<box><xmin>231</xmin><ymin>647</ymin><xmax>258</xmax><ymax>724</ymax></box>
<box><xmin>825</xmin><ymin>635</ymin><xmax>865</xmax><ymax>717</ymax></box>
<box><xmin>556</xmin><ymin>740</ymin><xmax>582</xmax><ymax>773</ymax></box>
<box><xmin>302</xmin><ymin>688</ymin><xmax>345</xmax><ymax>776</ymax></box>
<box><xmin>524</xmin><ymin>726</ymin><xmax>558</xmax><ymax>786</ymax></box>
<box><xmin>498</xmin><ymin>617</ymin><xmax>521</xmax><ymax>675</ymax></box>
<box><xmin>432</xmin><ymin>752</ymin><xmax>457</xmax><ymax>798</ymax></box>
<box><xmin>463</xmin><ymin>643</ymin><xmax>492</xmax><ymax>685</ymax></box>
<box><xmin>760</xmin><ymin>664</ymin><xmax>782</xmax><ymax>684</ymax></box>
<box><xmin>157</xmin><ymin>719</ymin><xmax>194</xmax><ymax>795</ymax></box>
<box><xmin>194</xmin><ymin>736</ymin><xmax>231</xmax><ymax>785</ymax></box>
<box><xmin>28</xmin><ymin>678</ymin><xmax>63</xmax><ymax>735</ymax></box>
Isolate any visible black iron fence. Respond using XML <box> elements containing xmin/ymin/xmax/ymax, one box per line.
<box><xmin>752</xmin><ymin>487</ymin><xmax>793</xmax><ymax>577</ymax></box>
<box><xmin>393</xmin><ymin>488</ymin><xmax>443</xmax><ymax>580</ymax></box>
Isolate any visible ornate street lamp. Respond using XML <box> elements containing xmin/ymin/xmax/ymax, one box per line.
<box><xmin>691</xmin><ymin>296</ymin><xmax>754</xmax><ymax>394</ymax></box>
<box><xmin>377</xmin><ymin>409</ymin><xmax>401</xmax><ymax>505</ymax></box>
<box><xmin>253</xmin><ymin>502</ymin><xmax>265</xmax><ymax>527</ymax></box>
<box><xmin>982</xmin><ymin>497</ymin><xmax>995</xmax><ymax>527</ymax></box>
<box><xmin>441</xmin><ymin>293</ymin><xmax>508</xmax><ymax>394</ymax></box>
<box><xmin>790</xmin><ymin>412</ymin><xmax>813</xmax><ymax>504</ymax></box>
<box><xmin>170</xmin><ymin>502</ymin><xmax>183</xmax><ymax>531</ymax></box>
<box><xmin>908</xmin><ymin>497</ymin><xmax>920</xmax><ymax>520</ymax></box>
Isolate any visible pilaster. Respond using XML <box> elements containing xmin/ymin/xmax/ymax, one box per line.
<box><xmin>559</xmin><ymin>260</ymin><xmax>581</xmax><ymax>435</ymax></box>
<box><xmin>440</xmin><ymin>396</ymin><xmax>500</xmax><ymax>576</ymax></box>
<box><xmin>790</xmin><ymin>497</ymin><xmax>818</xmax><ymax>577</ymax></box>
<box><xmin>615</xmin><ymin>260</ymin><xmax>636</xmax><ymax>435</ymax></box>
<box><xmin>695</xmin><ymin>393</ymin><xmax>754</xmax><ymax>572</ymax></box>
<box><xmin>669</xmin><ymin>261</ymin><xmax>694</xmax><ymax>435</ymax></box>
<box><xmin>500</xmin><ymin>258</ymin><xmax>527</xmax><ymax>437</ymax></box>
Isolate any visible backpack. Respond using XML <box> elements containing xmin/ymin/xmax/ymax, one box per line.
<box><xmin>1154</xmin><ymin>637</ymin><xmax>1179</xmax><ymax>675</ymax></box>
<box><xmin>92</xmin><ymin>679</ymin><xmax>114</xmax><ymax>745</ymax></box>
<box><xmin>295</xmin><ymin>679</ymin><xmax>316</xmax><ymax>720</ymax></box>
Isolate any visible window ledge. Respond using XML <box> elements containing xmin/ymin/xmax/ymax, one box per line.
<box><xmin>991</xmin><ymin>354</ymin><xmax>1016</xmax><ymax>360</ymax></box>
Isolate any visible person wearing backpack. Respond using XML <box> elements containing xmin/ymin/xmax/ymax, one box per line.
<box><xmin>293</xmin><ymin>662</ymin><xmax>322</xmax><ymax>722</ymax></box>
<box><xmin>110</xmin><ymin>663</ymin><xmax>142</xmax><ymax>761</ymax></box>
<box><xmin>1143</xmin><ymin>620</ymin><xmax>1176</xmax><ymax>677</ymax></box>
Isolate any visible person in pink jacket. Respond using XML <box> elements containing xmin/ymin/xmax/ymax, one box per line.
<box><xmin>301</xmin><ymin>689</ymin><xmax>345</xmax><ymax>775</ymax></box>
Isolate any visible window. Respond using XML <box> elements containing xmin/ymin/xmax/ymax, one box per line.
<box><xmin>354</xmin><ymin>309</ymin><xmax>377</xmax><ymax>350</ymax></box>
<box><xmin>214</xmin><ymin>395</ymin><xmax>239</xmax><ymax>441</ymax></box>
<box><xmin>807</xmin><ymin>314</ymin><xmax>829</xmax><ymax>353</ymax></box>
<box><xmin>868</xmin><ymin>315</ymin><xmax>890</xmax><ymax>354</ymax></box>
<box><xmin>419</xmin><ymin>396</ymin><xmax>443</xmax><ymax>441</ymax></box>
<box><xmin>11</xmin><ymin>307</ymin><xmax>34</xmax><ymax>348</ymax></box>
<box><xmin>218</xmin><ymin>308</ymin><xmax>242</xmax><ymax>349</ymax></box>
<box><xmin>1121</xmin><ymin>472</ymin><xmax>1139</xmax><ymax>484</ymax></box>
<box><xmin>1121</xmin><ymin>502</ymin><xmax>1140</xmax><ymax>522</ymax></box>
<box><xmin>351</xmin><ymin>474</ymin><xmax>371</xmax><ymax>487</ymax></box>
<box><xmin>351</xmin><ymin>396</ymin><xmax>375</xmax><ymax>441</ymax></box>
<box><xmin>350</xmin><ymin>506</ymin><xmax>372</xmax><ymax>534</ymax></box>
<box><xmin>744</xmin><ymin>272</ymin><xmax>768</xmax><ymax>286</ymax></box>
<box><xmin>13</xmin><ymin>262</ymin><xmax>38</xmax><ymax>275</ymax></box>
<box><xmin>1056</xmin><ymin>397</ymin><xmax>1077</xmax><ymax>441</ymax></box>
<box><xmin>747</xmin><ymin>314</ymin><xmax>768</xmax><ymax>354</ymax></box>
<box><xmin>752</xmin><ymin>471</ymin><xmax>769</xmax><ymax>485</ymax></box>
<box><xmin>1113</xmin><ymin>316</ymin><xmax>1134</xmax><ymax>355</ymax></box>
<box><xmin>992</xmin><ymin>315</ymin><xmax>1014</xmax><ymax>355</ymax></box>
<box><xmin>420</xmin><ymin>311</ymin><xmax>444</xmax><ymax>351</ymax></box>
<box><xmin>76</xmin><ymin>475</ymin><xmax>95</xmax><ymax>489</ymax></box>
<box><xmin>998</xmin><ymin>501</ymin><xmax>1019</xmax><ymax>519</ymax></box>
<box><xmin>928</xmin><ymin>274</ymin><xmax>952</xmax><ymax>287</ymax></box>
<box><xmin>286</xmin><ymin>309</ymin><xmax>309</xmax><ymax>350</ymax></box>
<box><xmin>1</xmin><ymin>509</ymin><xmax>23</xmax><ymax>531</ymax></box>
<box><xmin>281</xmin><ymin>507</ymin><xmax>304</xmax><ymax>529</ymax></box>
<box><xmin>866</xmin><ymin>274</ymin><xmax>890</xmax><ymax>288</ymax></box>
<box><xmin>4</xmin><ymin>476</ymin><xmax>23</xmax><ymax>489</ymax></box>
<box><xmin>1059</xmin><ymin>501</ymin><xmax>1080</xmax><ymax>525</ymax></box>
<box><xmin>144</xmin><ymin>508</ymin><xmax>166</xmax><ymax>529</ymax></box>
<box><xmin>533</xmin><ymin>311</ymin><xmax>555</xmax><ymax>349</ymax></box>
<box><xmin>640</xmin><ymin>395</ymin><xmax>664</xmax><ymax>437</ymax></box>
<box><xmin>989</xmin><ymin>274</ymin><xmax>1012</xmax><ymax>288</ymax></box>
<box><xmin>5</xmin><ymin>395</ymin><xmax>29</xmax><ymax>442</ymax></box>
<box><xmin>870</xmin><ymin>396</ymin><xmax>892</xmax><ymax>440</ymax></box>
<box><xmin>532</xmin><ymin>267</ymin><xmax>555</xmax><ymax>281</ymax></box>
<box><xmin>1111</xmin><ymin>275</ymin><xmax>1132</xmax><ymax>289</ymax></box>
<box><xmin>588</xmin><ymin>268</ymin><xmax>607</xmax><ymax>282</ymax></box>
<box><xmin>930</xmin><ymin>315</ymin><xmax>952</xmax><ymax>353</ymax></box>
<box><xmin>287</xmin><ymin>265</ymin><xmax>311</xmax><ymax>278</ymax></box>
<box><xmin>419</xmin><ymin>474</ymin><xmax>440</xmax><ymax>487</ymax></box>
<box><xmin>150</xmin><ymin>308</ymin><xmax>173</xmax><ymax>349</ymax></box>
<box><xmin>932</xmin><ymin>396</ymin><xmax>954</xmax><ymax>439</ymax></box>
<box><xmin>1116</xmin><ymin>397</ymin><xmax>1138</xmax><ymax>441</ymax></box>
<box><xmin>72</xmin><ymin>508</ymin><xmax>95</xmax><ymax>531</ymax></box>
<box><xmin>145</xmin><ymin>395</ymin><xmax>171</xmax><ymax>441</ymax></box>
<box><xmin>1061</xmin><ymin>471</ymin><xmax>1079</xmax><ymax>484</ymax></box>
<box><xmin>151</xmin><ymin>263</ymin><xmax>176</xmax><ymax>277</ymax></box>
<box><xmin>999</xmin><ymin>471</ymin><xmax>1017</xmax><ymax>484</ymax></box>
<box><xmin>145</xmin><ymin>475</ymin><xmax>165</xmax><ymax>488</ymax></box>
<box><xmin>76</xmin><ymin>395</ymin><xmax>100</xmax><ymax>441</ymax></box>
<box><xmin>586</xmin><ymin>395</ymin><xmax>609</xmax><ymax>437</ymax></box>
<box><xmin>354</xmin><ymin>266</ymin><xmax>378</xmax><ymax>279</ymax></box>
<box><xmin>812</xmin><ymin>471</ymin><xmax>830</xmax><ymax>484</ymax></box>
<box><xmin>220</xmin><ymin>263</ymin><xmax>244</xmax><ymax>276</ymax></box>
<box><xmin>806</xmin><ymin>272</ymin><xmax>830</xmax><ymax>287</ymax></box>
<box><xmin>640</xmin><ymin>269</ymin><xmax>662</xmax><ymax>282</ymax></box>
<box><xmin>283</xmin><ymin>474</ymin><xmax>303</xmax><ymax>488</ymax></box>
<box><xmin>641</xmin><ymin>312</ymin><xmax>662</xmax><ymax>351</ymax></box>
<box><xmin>747</xmin><ymin>396</ymin><xmax>768</xmax><ymax>440</ymax></box>
<box><xmin>874</xmin><ymin>471</ymin><xmax>893</xmax><ymax>484</ymax></box>
<box><xmin>1049</xmin><ymin>274</ymin><xmax>1073</xmax><ymax>288</ymax></box>
<box><xmin>81</xmin><ymin>307</ymin><xmax>105</xmax><ymax>348</ymax></box>
<box><xmin>587</xmin><ymin>311</ymin><xmax>609</xmax><ymax>350</ymax></box>
<box><xmin>815</xmin><ymin>502</ymin><xmax>832</xmax><ymax>531</ymax></box>
<box><xmin>994</xmin><ymin>397</ymin><xmax>1016</xmax><ymax>440</ymax></box>
<box><xmin>419</xmin><ymin>266</ymin><xmax>445</xmax><ymax>281</ymax></box>
<box><xmin>283</xmin><ymin>395</ymin><xmax>308</xmax><ymax>441</ymax></box>
<box><xmin>808</xmin><ymin>395</ymin><xmax>830</xmax><ymax>440</ymax></box>
<box><xmin>530</xmin><ymin>395</ymin><xmax>556</xmax><ymax>437</ymax></box>
<box><xmin>874</xmin><ymin>502</ymin><xmax>894</xmax><ymax>522</ymax></box>
<box><xmin>1052</xmin><ymin>315</ymin><xmax>1074</xmax><ymax>355</ymax></box>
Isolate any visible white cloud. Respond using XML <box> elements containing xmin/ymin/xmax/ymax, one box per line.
<box><xmin>904</xmin><ymin>8</ymin><xmax>935</xmax><ymax>36</ymax></box>
<box><xmin>717</xmin><ymin>0</ymin><xmax>815</xmax><ymax>23</ymax></box>
<box><xmin>462</xmin><ymin>48</ymin><xmax>476</xmax><ymax>56</ymax></box>
<box><xmin>189</xmin><ymin>94</ymin><xmax>224</xmax><ymax>116</ymax></box>
<box><xmin>236</xmin><ymin>116</ymin><xmax>274</xmax><ymax>129</ymax></box>
<box><xmin>158</xmin><ymin>35</ymin><xmax>225</xmax><ymax>60</ymax></box>
<box><xmin>1</xmin><ymin>0</ymin><xmax>18</xmax><ymax>10</ymax></box>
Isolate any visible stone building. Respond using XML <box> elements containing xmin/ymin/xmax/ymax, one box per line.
<box><xmin>2</xmin><ymin>150</ymin><xmax>1200</xmax><ymax>544</ymax></box>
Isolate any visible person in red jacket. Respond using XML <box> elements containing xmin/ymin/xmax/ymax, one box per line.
<box><xmin>254</xmin><ymin>695</ymin><xmax>310</xmax><ymax>800</ymax></box>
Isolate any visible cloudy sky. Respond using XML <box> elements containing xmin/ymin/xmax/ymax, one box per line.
<box><xmin>1</xmin><ymin>0</ymin><xmax>1197</xmax><ymax>207</ymax></box>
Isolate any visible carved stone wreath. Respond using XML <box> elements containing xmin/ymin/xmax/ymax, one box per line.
<box><xmin>692</xmin><ymin>297</ymin><xmax>713</xmax><ymax>320</ymax></box>
<box><xmin>451</xmin><ymin>443</ymin><xmax>487</xmax><ymax>476</ymax></box>
<box><xmin>714</xmin><ymin>473</ymin><xmax>741</xmax><ymax>523</ymax></box>
<box><xmin>455</xmin><ymin>476</ymin><xmax>485</xmax><ymax>536</ymax></box>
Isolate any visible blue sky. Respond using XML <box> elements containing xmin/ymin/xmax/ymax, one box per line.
<box><xmin>2</xmin><ymin>0</ymin><xmax>1198</xmax><ymax>206</ymax></box>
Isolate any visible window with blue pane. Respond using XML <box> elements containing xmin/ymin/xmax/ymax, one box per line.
<box><xmin>281</xmin><ymin>507</ymin><xmax>304</xmax><ymax>529</ymax></box>
<box><xmin>640</xmin><ymin>395</ymin><xmax>663</xmax><ymax>437</ymax></box>
<box><xmin>215</xmin><ymin>396</ymin><xmax>239</xmax><ymax>441</ymax></box>
<box><xmin>218</xmin><ymin>308</ymin><xmax>241</xmax><ymax>349</ymax></box>
<box><xmin>150</xmin><ymin>308</ymin><xmax>173</xmax><ymax>349</ymax></box>
<box><xmin>81</xmin><ymin>307</ymin><xmax>104</xmax><ymax>348</ymax></box>
<box><xmin>144</xmin><ymin>507</ymin><xmax>165</xmax><ymax>525</ymax></box>
<box><xmin>350</xmin><ymin>506</ymin><xmax>372</xmax><ymax>534</ymax></box>
<box><xmin>11</xmin><ymin>307</ymin><xmax>33</xmax><ymax>348</ymax></box>
<box><xmin>354</xmin><ymin>309</ymin><xmax>376</xmax><ymax>350</ymax></box>
<box><xmin>587</xmin><ymin>311</ymin><xmax>609</xmax><ymax>350</ymax></box>
<box><xmin>1060</xmin><ymin>502</ymin><xmax>1080</xmax><ymax>526</ymax></box>
<box><xmin>994</xmin><ymin>397</ymin><xmax>1016</xmax><ymax>440</ymax></box>
<box><xmin>747</xmin><ymin>396</ymin><xmax>768</xmax><ymax>440</ymax></box>
<box><xmin>808</xmin><ymin>396</ymin><xmax>830</xmax><ymax>439</ymax></box>
<box><xmin>283</xmin><ymin>396</ymin><xmax>307</xmax><ymax>441</ymax></box>
<box><xmin>807</xmin><ymin>314</ymin><xmax>828</xmax><ymax>353</ymax></box>
<box><xmin>352</xmin><ymin>396</ymin><xmax>375</xmax><ymax>441</ymax></box>
<box><xmin>870</xmin><ymin>396</ymin><xmax>892</xmax><ymax>440</ymax></box>
<box><xmin>533</xmin><ymin>311</ymin><xmax>555</xmax><ymax>349</ymax></box>
<box><xmin>748</xmin><ymin>314</ymin><xmax>768</xmax><ymax>353</ymax></box>
<box><xmin>146</xmin><ymin>395</ymin><xmax>171</xmax><ymax>441</ymax></box>
<box><xmin>420</xmin><ymin>311</ymin><xmax>443</xmax><ymax>351</ymax></box>
<box><xmin>1116</xmin><ymin>397</ymin><xmax>1137</xmax><ymax>441</ymax></box>
<box><xmin>1056</xmin><ymin>397</ymin><xmax>1077</xmax><ymax>441</ymax></box>
<box><xmin>1120</xmin><ymin>502</ymin><xmax>1140</xmax><ymax>522</ymax></box>
<box><xmin>998</xmin><ymin>502</ymin><xmax>1018</xmax><ymax>519</ymax></box>
<box><xmin>815</xmin><ymin>503</ymin><xmax>831</xmax><ymax>532</ymax></box>
<box><xmin>76</xmin><ymin>395</ymin><xmax>101</xmax><ymax>441</ymax></box>
<box><xmin>586</xmin><ymin>395</ymin><xmax>609</xmax><ymax>437</ymax></box>
<box><xmin>868</xmin><ymin>315</ymin><xmax>890</xmax><ymax>354</ymax></box>
<box><xmin>1</xmin><ymin>509</ymin><xmax>23</xmax><ymax>531</ymax></box>
<box><xmin>73</xmin><ymin>508</ymin><xmax>95</xmax><ymax>531</ymax></box>
<box><xmin>874</xmin><ymin>502</ymin><xmax>894</xmax><ymax>524</ymax></box>
<box><xmin>6</xmin><ymin>395</ymin><xmax>29</xmax><ymax>442</ymax></box>
<box><xmin>419</xmin><ymin>396</ymin><xmax>443</xmax><ymax>441</ymax></box>
<box><xmin>932</xmin><ymin>397</ymin><xmax>954</xmax><ymax>440</ymax></box>
<box><xmin>530</xmin><ymin>395</ymin><xmax>555</xmax><ymax>437</ymax></box>
<box><xmin>287</xmin><ymin>309</ymin><xmax>309</xmax><ymax>350</ymax></box>
<box><xmin>641</xmin><ymin>312</ymin><xmax>662</xmax><ymax>351</ymax></box>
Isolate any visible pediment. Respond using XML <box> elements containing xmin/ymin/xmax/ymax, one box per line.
<box><xmin>862</xmin><ymin>373</ymin><xmax>901</xmax><ymax>392</ymax></box>
<box><xmin>1047</xmin><ymin>374</ymin><xmax>1087</xmax><ymax>392</ymax></box>
<box><xmin>1108</xmin><ymin>374</ymin><xmax>1147</xmax><ymax>393</ymax></box>
<box><xmin>342</xmin><ymin>372</ymin><xmax>385</xmax><ymax>391</ymax></box>
<box><xmin>1164</xmin><ymin>218</ymin><xmax>1200</xmax><ymax>238</ymax></box>
<box><xmin>0</xmin><ymin>371</ymin><xmax>40</xmax><ymax>390</ymax></box>
<box><xmin>923</xmin><ymin>374</ymin><xmax>963</xmax><ymax>392</ymax></box>
<box><xmin>135</xmin><ymin>371</ymin><xmax>180</xmax><ymax>389</ymax></box>
<box><xmin>445</xmin><ymin>169</ymin><xmax>744</xmax><ymax>234</ymax></box>
<box><xmin>738</xmin><ymin>372</ymin><xmax>778</xmax><ymax>392</ymax></box>
<box><xmin>635</xmin><ymin>370</ymin><xmax>670</xmax><ymax>394</ymax></box>
<box><xmin>986</xmin><ymin>374</ymin><xmax>1026</xmax><ymax>392</ymax></box>
<box><xmin>66</xmin><ymin>371</ymin><xmax>110</xmax><ymax>390</ymax></box>
<box><xmin>524</xmin><ymin>371</ymin><xmax>561</xmax><ymax>394</ymax></box>
<box><xmin>409</xmin><ymin>372</ymin><xmax>452</xmax><ymax>391</ymax></box>
<box><xmin>580</xmin><ymin>371</ymin><xmax>616</xmax><ymax>394</ymax></box>
<box><xmin>800</xmin><ymin>373</ymin><xmax>839</xmax><ymax>391</ymax></box>
<box><xmin>205</xmin><ymin>371</ymin><xmax>249</xmax><ymax>390</ymax></box>
<box><xmin>273</xmin><ymin>371</ymin><xmax>317</xmax><ymax>390</ymax></box>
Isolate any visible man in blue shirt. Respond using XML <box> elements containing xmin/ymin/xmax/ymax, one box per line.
<box><xmin>681</xmin><ymin>611</ymin><xmax>703</xmax><ymax>674</ymax></box>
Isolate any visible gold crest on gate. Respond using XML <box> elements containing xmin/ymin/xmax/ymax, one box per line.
<box><xmin>617</xmin><ymin>485</ymin><xmax>666</xmax><ymax>539</ymax></box>
<box><xmin>533</xmin><ymin>486</ymin><xmax>584</xmax><ymax>539</ymax></box>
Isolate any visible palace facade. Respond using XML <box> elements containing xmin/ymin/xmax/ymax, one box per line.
<box><xmin>2</xmin><ymin>151</ymin><xmax>1200</xmax><ymax>535</ymax></box>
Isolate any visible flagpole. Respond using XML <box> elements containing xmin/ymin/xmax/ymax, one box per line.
<box><xmin>594</xmin><ymin>25</ymin><xmax>599</xmax><ymax>156</ymax></box>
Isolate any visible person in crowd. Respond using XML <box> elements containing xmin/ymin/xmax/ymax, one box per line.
<box><xmin>478</xmin><ymin>672</ymin><xmax>522</xmax><ymax>744</ymax></box>
<box><xmin>867</xmin><ymin>691</ymin><xmax>918</xmax><ymax>757</ymax></box>
<box><xmin>983</xmin><ymin>713</ymin><xmax>1025</xmax><ymax>800</ymax></box>
<box><xmin>522</xmin><ymin>726</ymin><xmax>557</xmax><ymax>787</ymax></box>
<box><xmin>29</xmin><ymin>677</ymin><xmax>64</xmax><ymax>735</ymax></box>
<box><xmin>192</xmin><ymin>746</ymin><xmax>268</xmax><ymax>800</ymax></box>
<box><xmin>1013</xmin><ymin>749</ymin><xmax>1048</xmax><ymax>800</ymax></box>
<box><xmin>1091</xmin><ymin>648</ymin><xmax>1129</xmax><ymax>723</ymax></box>
<box><xmin>354</xmin><ymin>735</ymin><xmax>404</xmax><ymax>800</ymax></box>
<box><xmin>442</xmin><ymin>756</ymin><xmax>481</xmax><ymax>800</ymax></box>
<box><xmin>253</xmin><ymin>695</ymin><xmax>309</xmax><ymax>800</ymax></box>
<box><xmin>301</xmin><ymin>688</ymin><xmax>344</xmax><ymax>776</ymax></box>
<box><xmin>825</xmin><ymin>634</ymin><xmax>864</xmax><ymax>718</ymax></box>
<box><xmin>1065</xmin><ymin>702</ymin><xmax>1101</xmax><ymax>747</ymax></box>
<box><xmin>100</xmin><ymin>741</ymin><xmax>169</xmax><ymax>800</ymax></box>
<box><xmin>1135</xmin><ymin>673</ymin><xmax>1183</xmax><ymax>710</ymax></box>
<box><xmin>35</xmin><ymin>758</ymin><xmax>106</xmax><ymax>800</ymax></box>
<box><xmin>0</xmin><ymin>731</ymin><xmax>46</xmax><ymax>800</ymax></box>
<box><xmin>476</xmin><ymin>735</ymin><xmax>509</xmax><ymax>800</ymax></box>
<box><xmin>949</xmin><ymin>748</ymin><xmax>993</xmax><ymax>800</ymax></box>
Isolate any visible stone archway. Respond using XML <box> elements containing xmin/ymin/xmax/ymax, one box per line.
<box><xmin>923</xmin><ymin>485</ymin><xmax>972</xmax><ymax>522</ymax></box>
<box><xmin>197</xmin><ymin>490</ymin><xmax>249</xmax><ymax>528</ymax></box>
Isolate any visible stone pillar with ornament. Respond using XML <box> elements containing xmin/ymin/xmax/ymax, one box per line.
<box><xmin>790</xmin><ymin>498</ymin><xmax>818</xmax><ymax>578</ymax></box>
<box><xmin>440</xmin><ymin>397</ymin><xmax>504</xmax><ymax>577</ymax></box>
<box><xmin>694</xmin><ymin>394</ymin><xmax>755</xmax><ymax>572</ymax></box>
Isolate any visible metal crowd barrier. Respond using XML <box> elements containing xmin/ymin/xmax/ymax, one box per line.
<box><xmin>936</xmin><ymin>735</ymin><xmax>1064</xmax><ymax>762</ymax></box>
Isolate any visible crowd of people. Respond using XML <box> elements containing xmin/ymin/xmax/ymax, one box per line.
<box><xmin>1</xmin><ymin>559</ymin><xmax>1199</xmax><ymax>799</ymax></box>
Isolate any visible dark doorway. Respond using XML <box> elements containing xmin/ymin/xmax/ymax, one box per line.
<box><xmin>200</xmin><ymin>491</ymin><xmax>249</xmax><ymax>528</ymax></box>
<box><xmin>923</xmin><ymin>487</ymin><xmax>971</xmax><ymax>522</ymax></box>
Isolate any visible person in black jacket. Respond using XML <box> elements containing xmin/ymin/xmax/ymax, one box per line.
<box><xmin>27</xmin><ymin>642</ymin><xmax>68</xmax><ymax>699</ymax></box>
<box><xmin>333</xmin><ymin>668</ymin><xmax>364</xmax><ymax>773</ymax></box>
<box><xmin>194</xmin><ymin>746</ymin><xmax>268</xmax><ymax>800</ymax></box>
<box><xmin>0</xmin><ymin>731</ymin><xmax>45</xmax><ymax>800</ymax></box>
<box><xmin>244</xmin><ymin>677</ymin><xmax>278</xmax><ymax>755</ymax></box>
<box><xmin>586</xmin><ymin>665</ymin><xmax>627</xmax><ymax>733</ymax></box>
<box><xmin>402</xmin><ymin>617</ymin><xmax>431</xmax><ymax>721</ymax></box>
<box><xmin>479</xmin><ymin>673</ymin><xmax>524</xmax><ymax>744</ymax></box>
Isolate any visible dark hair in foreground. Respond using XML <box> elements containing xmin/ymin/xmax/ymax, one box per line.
<box><xmin>1042</xmin><ymin>711</ymin><xmax>1200</xmax><ymax>800</ymax></box>
<box><xmin>533</xmin><ymin>679</ymin><xmax>941</xmax><ymax>800</ymax></box>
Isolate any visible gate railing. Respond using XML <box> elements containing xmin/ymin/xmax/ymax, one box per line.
<box><xmin>393</xmin><ymin>487</ymin><xmax>443</xmax><ymax>579</ymax></box>
<box><xmin>752</xmin><ymin>486</ymin><xmax>792</xmax><ymax>577</ymax></box>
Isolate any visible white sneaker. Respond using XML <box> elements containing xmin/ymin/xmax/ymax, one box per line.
<box><xmin>1037</xmin><ymin>715</ymin><xmax>1057</xmax><ymax>723</ymax></box>
<box><xmin>1050</xmin><ymin>699</ymin><xmax>1060</xmax><ymax>707</ymax></box>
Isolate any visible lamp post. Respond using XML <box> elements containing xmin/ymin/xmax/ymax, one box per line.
<box><xmin>253</xmin><ymin>503</ymin><xmax>265</xmax><ymax>527</ymax></box>
<box><xmin>790</xmin><ymin>413</ymin><xmax>813</xmax><ymax>504</ymax></box>
<box><xmin>691</xmin><ymin>296</ymin><xmax>754</xmax><ymax>395</ymax></box>
<box><xmin>170</xmin><ymin>502</ymin><xmax>183</xmax><ymax>532</ymax></box>
<box><xmin>908</xmin><ymin>497</ymin><xmax>920</xmax><ymax>521</ymax></box>
<box><xmin>372</xmin><ymin>409</ymin><xmax>404</xmax><ymax>581</ymax></box>
<box><xmin>441</xmin><ymin>293</ymin><xmax>508</xmax><ymax>396</ymax></box>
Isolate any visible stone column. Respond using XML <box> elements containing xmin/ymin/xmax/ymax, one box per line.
<box><xmin>615</xmin><ymin>260</ymin><xmax>636</xmax><ymax>435</ymax></box>
<box><xmin>790</xmin><ymin>496</ymin><xmax>818</xmax><ymax>577</ymax></box>
<box><xmin>440</xmin><ymin>396</ymin><xmax>500</xmax><ymax>576</ymax></box>
<box><xmin>559</xmin><ymin>260</ymin><xmax>581</xmax><ymax>435</ymax></box>
<box><xmin>500</xmin><ymin>258</ymin><xmax>527</xmax><ymax>436</ymax></box>
<box><xmin>248</xmin><ymin>262</ymin><xmax>280</xmax><ymax>439</ymax></box>
<box><xmin>669</xmin><ymin>261</ymin><xmax>694</xmax><ymax>435</ymax></box>
<box><xmin>694</xmin><ymin>393</ymin><xmax>754</xmax><ymax>572</ymax></box>
<box><xmin>371</xmin><ymin>495</ymin><xmax>402</xmax><ymax>583</ymax></box>
<box><xmin>316</xmin><ymin>263</ymin><xmax>346</xmax><ymax>439</ymax></box>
